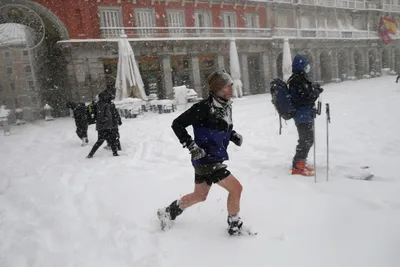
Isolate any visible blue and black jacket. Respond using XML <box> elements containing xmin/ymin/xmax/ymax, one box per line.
<box><xmin>171</xmin><ymin>95</ymin><xmax>237</xmax><ymax>166</ymax></box>
<box><xmin>288</xmin><ymin>55</ymin><xmax>321</xmax><ymax>124</ymax></box>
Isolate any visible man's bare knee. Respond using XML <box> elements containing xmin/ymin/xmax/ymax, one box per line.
<box><xmin>234</xmin><ymin>183</ymin><xmax>243</xmax><ymax>196</ymax></box>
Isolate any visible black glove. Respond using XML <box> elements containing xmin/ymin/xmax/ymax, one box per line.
<box><xmin>186</xmin><ymin>141</ymin><xmax>206</xmax><ymax>160</ymax></box>
<box><xmin>313</xmin><ymin>83</ymin><xmax>324</xmax><ymax>94</ymax></box>
<box><xmin>230</xmin><ymin>132</ymin><xmax>243</xmax><ymax>147</ymax></box>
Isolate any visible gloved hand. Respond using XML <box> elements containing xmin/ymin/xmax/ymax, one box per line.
<box><xmin>186</xmin><ymin>141</ymin><xmax>206</xmax><ymax>160</ymax></box>
<box><xmin>230</xmin><ymin>132</ymin><xmax>243</xmax><ymax>147</ymax></box>
<box><xmin>313</xmin><ymin>83</ymin><xmax>324</xmax><ymax>94</ymax></box>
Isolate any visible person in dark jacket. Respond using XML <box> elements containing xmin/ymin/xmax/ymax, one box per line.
<box><xmin>157</xmin><ymin>70</ymin><xmax>249</xmax><ymax>236</ymax></box>
<box><xmin>103</xmin><ymin>87</ymin><xmax>122</xmax><ymax>151</ymax></box>
<box><xmin>287</xmin><ymin>55</ymin><xmax>323</xmax><ymax>176</ymax></box>
<box><xmin>66</xmin><ymin>101</ymin><xmax>89</xmax><ymax>146</ymax></box>
<box><xmin>86</xmin><ymin>89</ymin><xmax>120</xmax><ymax>158</ymax></box>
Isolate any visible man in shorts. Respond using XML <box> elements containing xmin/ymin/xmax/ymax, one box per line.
<box><xmin>157</xmin><ymin>70</ymin><xmax>247</xmax><ymax>236</ymax></box>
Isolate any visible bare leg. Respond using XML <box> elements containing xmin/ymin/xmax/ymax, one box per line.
<box><xmin>178</xmin><ymin>182</ymin><xmax>211</xmax><ymax>209</ymax></box>
<box><xmin>217</xmin><ymin>174</ymin><xmax>243</xmax><ymax>215</ymax></box>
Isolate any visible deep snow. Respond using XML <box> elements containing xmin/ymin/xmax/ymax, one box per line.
<box><xmin>1</xmin><ymin>76</ymin><xmax>399</xmax><ymax>267</ymax></box>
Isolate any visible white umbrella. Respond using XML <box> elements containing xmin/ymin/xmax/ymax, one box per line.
<box><xmin>282</xmin><ymin>38</ymin><xmax>292</xmax><ymax>82</ymax></box>
<box><xmin>229</xmin><ymin>39</ymin><xmax>243</xmax><ymax>98</ymax></box>
<box><xmin>115</xmin><ymin>33</ymin><xmax>148</xmax><ymax>101</ymax></box>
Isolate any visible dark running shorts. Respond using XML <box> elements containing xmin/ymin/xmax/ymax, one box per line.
<box><xmin>193</xmin><ymin>162</ymin><xmax>231</xmax><ymax>186</ymax></box>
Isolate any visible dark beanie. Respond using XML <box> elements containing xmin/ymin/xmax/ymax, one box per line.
<box><xmin>207</xmin><ymin>70</ymin><xmax>233</xmax><ymax>93</ymax></box>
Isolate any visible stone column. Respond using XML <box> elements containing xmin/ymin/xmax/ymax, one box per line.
<box><xmin>313</xmin><ymin>49</ymin><xmax>321</xmax><ymax>83</ymax></box>
<box><xmin>348</xmin><ymin>50</ymin><xmax>356</xmax><ymax>80</ymax></box>
<box><xmin>217</xmin><ymin>55</ymin><xmax>225</xmax><ymax>70</ymax></box>
<box><xmin>376</xmin><ymin>48</ymin><xmax>383</xmax><ymax>75</ymax></box>
<box><xmin>240</xmin><ymin>53</ymin><xmax>250</xmax><ymax>96</ymax></box>
<box><xmin>364</xmin><ymin>48</ymin><xmax>370</xmax><ymax>78</ymax></box>
<box><xmin>191</xmin><ymin>56</ymin><xmax>202</xmax><ymax>96</ymax></box>
<box><xmin>331</xmin><ymin>49</ymin><xmax>341</xmax><ymax>82</ymax></box>
<box><xmin>162</xmin><ymin>55</ymin><xmax>173</xmax><ymax>99</ymax></box>
<box><xmin>262</xmin><ymin>52</ymin><xmax>271</xmax><ymax>92</ymax></box>
<box><xmin>271</xmin><ymin>49</ymin><xmax>278</xmax><ymax>79</ymax></box>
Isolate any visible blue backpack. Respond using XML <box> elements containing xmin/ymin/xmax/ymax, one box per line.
<box><xmin>270</xmin><ymin>78</ymin><xmax>296</xmax><ymax>134</ymax></box>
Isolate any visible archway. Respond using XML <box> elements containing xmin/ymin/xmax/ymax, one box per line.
<box><xmin>353</xmin><ymin>50</ymin><xmax>363</xmax><ymax>79</ymax></box>
<box><xmin>276</xmin><ymin>52</ymin><xmax>283</xmax><ymax>79</ymax></box>
<box><xmin>0</xmin><ymin>0</ymin><xmax>70</xmax><ymax>119</ymax></box>
<box><xmin>320</xmin><ymin>50</ymin><xmax>332</xmax><ymax>83</ymax></box>
<box><xmin>368</xmin><ymin>50</ymin><xmax>377</xmax><ymax>76</ymax></box>
<box><xmin>338</xmin><ymin>50</ymin><xmax>348</xmax><ymax>81</ymax></box>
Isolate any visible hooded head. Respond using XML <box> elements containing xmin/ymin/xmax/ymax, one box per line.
<box><xmin>98</xmin><ymin>90</ymin><xmax>113</xmax><ymax>103</ymax></box>
<box><xmin>292</xmin><ymin>55</ymin><xmax>310</xmax><ymax>74</ymax></box>
<box><xmin>207</xmin><ymin>70</ymin><xmax>234</xmax><ymax>101</ymax></box>
<box><xmin>66</xmin><ymin>101</ymin><xmax>77</xmax><ymax>109</ymax></box>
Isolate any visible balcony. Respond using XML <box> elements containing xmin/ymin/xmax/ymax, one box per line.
<box><xmin>100</xmin><ymin>27</ymin><xmax>273</xmax><ymax>39</ymax></box>
<box><xmin>383</xmin><ymin>4</ymin><xmax>400</xmax><ymax>12</ymax></box>
<box><xmin>100</xmin><ymin>27</ymin><xmax>272</xmax><ymax>39</ymax></box>
<box><xmin>295</xmin><ymin>0</ymin><xmax>384</xmax><ymax>10</ymax></box>
<box><xmin>273</xmin><ymin>28</ymin><xmax>380</xmax><ymax>39</ymax></box>
<box><xmin>100</xmin><ymin>26</ymin><xmax>390</xmax><ymax>40</ymax></box>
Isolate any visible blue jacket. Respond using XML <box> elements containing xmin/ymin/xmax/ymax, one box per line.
<box><xmin>171</xmin><ymin>95</ymin><xmax>236</xmax><ymax>165</ymax></box>
<box><xmin>288</xmin><ymin>55</ymin><xmax>321</xmax><ymax>124</ymax></box>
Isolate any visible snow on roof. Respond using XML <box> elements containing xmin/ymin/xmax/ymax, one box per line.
<box><xmin>0</xmin><ymin>23</ymin><xmax>30</xmax><ymax>47</ymax></box>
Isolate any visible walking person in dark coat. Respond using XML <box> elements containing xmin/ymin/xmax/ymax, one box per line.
<box><xmin>86</xmin><ymin>89</ymin><xmax>120</xmax><ymax>158</ymax></box>
<box><xmin>287</xmin><ymin>55</ymin><xmax>323</xmax><ymax>176</ymax></box>
<box><xmin>66</xmin><ymin>101</ymin><xmax>89</xmax><ymax>146</ymax></box>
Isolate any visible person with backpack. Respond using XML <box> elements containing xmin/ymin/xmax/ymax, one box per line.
<box><xmin>66</xmin><ymin>101</ymin><xmax>89</xmax><ymax>146</ymax></box>
<box><xmin>287</xmin><ymin>55</ymin><xmax>323</xmax><ymax>176</ymax></box>
<box><xmin>86</xmin><ymin>89</ymin><xmax>120</xmax><ymax>158</ymax></box>
<box><xmin>156</xmin><ymin>70</ymin><xmax>254</xmax><ymax>236</ymax></box>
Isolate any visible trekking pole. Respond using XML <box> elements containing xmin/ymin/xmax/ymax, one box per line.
<box><xmin>326</xmin><ymin>103</ymin><xmax>331</xmax><ymax>181</ymax></box>
<box><xmin>313</xmin><ymin>117</ymin><xmax>316</xmax><ymax>183</ymax></box>
<box><xmin>313</xmin><ymin>101</ymin><xmax>321</xmax><ymax>183</ymax></box>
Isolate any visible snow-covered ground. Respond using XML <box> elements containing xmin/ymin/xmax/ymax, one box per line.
<box><xmin>1</xmin><ymin>76</ymin><xmax>399</xmax><ymax>267</ymax></box>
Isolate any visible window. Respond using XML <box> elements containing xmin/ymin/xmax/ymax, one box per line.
<box><xmin>22</xmin><ymin>50</ymin><xmax>28</xmax><ymax>56</ymax></box>
<box><xmin>194</xmin><ymin>10</ymin><xmax>211</xmax><ymax>35</ymax></box>
<box><xmin>276</xmin><ymin>9</ymin><xmax>295</xmax><ymax>28</ymax></box>
<box><xmin>31</xmin><ymin>96</ymin><xmax>37</xmax><ymax>106</ymax></box>
<box><xmin>167</xmin><ymin>10</ymin><xmax>185</xmax><ymax>36</ymax></box>
<box><xmin>222</xmin><ymin>12</ymin><xmax>236</xmax><ymax>28</ymax></box>
<box><xmin>10</xmin><ymin>82</ymin><xmax>15</xmax><ymax>91</ymax></box>
<box><xmin>25</xmin><ymin>65</ymin><xmax>32</xmax><ymax>73</ymax></box>
<box><xmin>98</xmin><ymin>6</ymin><xmax>123</xmax><ymax>37</ymax></box>
<box><xmin>28</xmin><ymin>81</ymin><xmax>35</xmax><ymax>90</ymax></box>
<box><xmin>244</xmin><ymin>13</ymin><xmax>260</xmax><ymax>28</ymax></box>
<box><xmin>221</xmin><ymin>12</ymin><xmax>236</xmax><ymax>34</ymax></box>
<box><xmin>300</xmin><ymin>14</ymin><xmax>316</xmax><ymax>28</ymax></box>
<box><xmin>135</xmin><ymin>8</ymin><xmax>156</xmax><ymax>37</ymax></box>
<box><xmin>352</xmin><ymin>15</ymin><xmax>365</xmax><ymax>30</ymax></box>
<box><xmin>4</xmin><ymin>51</ymin><xmax>10</xmax><ymax>58</ymax></box>
<box><xmin>7</xmin><ymin>67</ymin><xmax>12</xmax><ymax>74</ymax></box>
